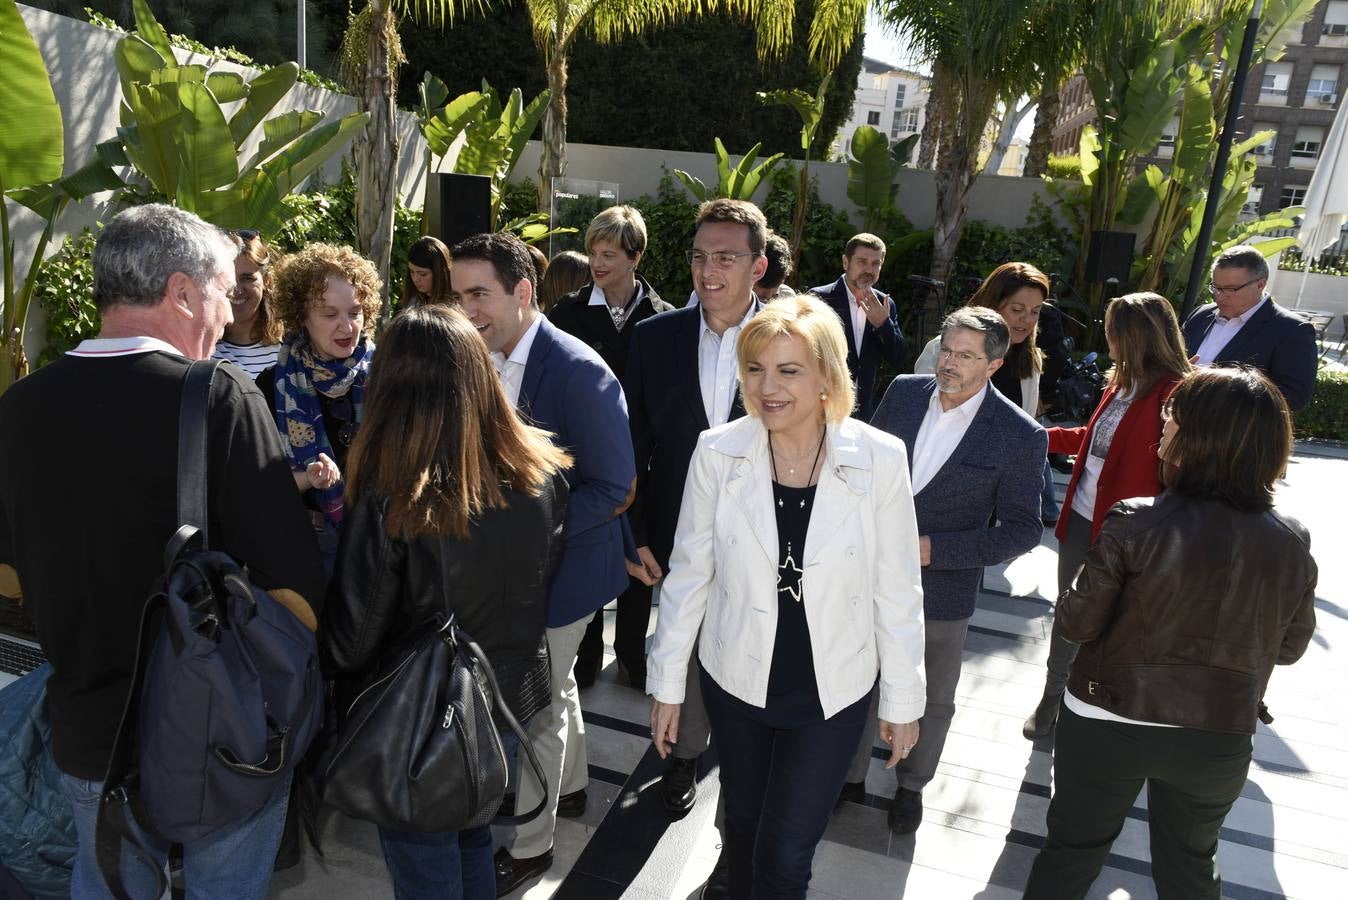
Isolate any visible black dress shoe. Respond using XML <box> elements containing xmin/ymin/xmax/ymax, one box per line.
<box><xmin>1023</xmin><ymin>690</ymin><xmax>1062</xmax><ymax>740</ymax></box>
<box><xmin>557</xmin><ymin>788</ymin><xmax>587</xmax><ymax>818</ymax></box>
<box><xmin>700</xmin><ymin>849</ymin><xmax>730</xmax><ymax>899</ymax></box>
<box><xmin>494</xmin><ymin>847</ymin><xmax>553</xmax><ymax>897</ymax></box>
<box><xmin>661</xmin><ymin>756</ymin><xmax>698</xmax><ymax>814</ymax></box>
<box><xmin>836</xmin><ymin>780</ymin><xmax>867</xmax><ymax>807</ymax></box>
<box><xmin>889</xmin><ymin>787</ymin><xmax>923</xmax><ymax>835</ymax></box>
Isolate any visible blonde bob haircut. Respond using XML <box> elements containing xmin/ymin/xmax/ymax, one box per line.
<box><xmin>736</xmin><ymin>294</ymin><xmax>856</xmax><ymax>422</ymax></box>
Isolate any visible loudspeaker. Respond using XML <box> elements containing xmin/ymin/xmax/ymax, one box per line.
<box><xmin>425</xmin><ymin>173</ymin><xmax>492</xmax><ymax>249</ymax></box>
<box><xmin>1084</xmin><ymin>230</ymin><xmax>1135</xmax><ymax>284</ymax></box>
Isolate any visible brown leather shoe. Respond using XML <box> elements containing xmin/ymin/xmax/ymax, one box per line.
<box><xmin>557</xmin><ymin>788</ymin><xmax>587</xmax><ymax>818</ymax></box>
<box><xmin>494</xmin><ymin>847</ymin><xmax>553</xmax><ymax>897</ymax></box>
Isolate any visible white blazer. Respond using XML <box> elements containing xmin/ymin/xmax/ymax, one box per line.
<box><xmin>914</xmin><ymin>335</ymin><xmax>1039</xmax><ymax>418</ymax></box>
<box><xmin>646</xmin><ymin>415</ymin><xmax>927</xmax><ymax>725</ymax></box>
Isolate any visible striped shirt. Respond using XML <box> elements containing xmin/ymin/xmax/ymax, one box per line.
<box><xmin>212</xmin><ymin>340</ymin><xmax>281</xmax><ymax>378</ymax></box>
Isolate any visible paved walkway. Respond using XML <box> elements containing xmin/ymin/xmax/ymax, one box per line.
<box><xmin>272</xmin><ymin>443</ymin><xmax>1348</xmax><ymax>899</ymax></box>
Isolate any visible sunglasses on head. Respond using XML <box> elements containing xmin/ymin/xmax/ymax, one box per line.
<box><xmin>329</xmin><ymin>396</ymin><xmax>358</xmax><ymax>446</ymax></box>
<box><xmin>231</xmin><ymin>229</ymin><xmax>261</xmax><ymax>242</ymax></box>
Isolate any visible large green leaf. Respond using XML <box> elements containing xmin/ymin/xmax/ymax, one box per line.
<box><xmin>672</xmin><ymin>169</ymin><xmax>711</xmax><ymax>202</ymax></box>
<box><xmin>177</xmin><ymin>81</ymin><xmax>238</xmax><ymax>203</ymax></box>
<box><xmin>1172</xmin><ymin>63</ymin><xmax>1215</xmax><ymax>183</ymax></box>
<box><xmin>729</xmin><ymin>147</ymin><xmax>782</xmax><ymax>201</ymax></box>
<box><xmin>499</xmin><ymin>89</ymin><xmax>549</xmax><ymax>184</ymax></box>
<box><xmin>121</xmin><ymin>82</ymin><xmax>183</xmax><ymax>197</ymax></box>
<box><xmin>131</xmin><ymin>0</ymin><xmax>175</xmax><ymax>63</ymax></box>
<box><xmin>243</xmin><ymin>110</ymin><xmax>326</xmax><ymax>172</ymax></box>
<box><xmin>758</xmin><ymin>74</ymin><xmax>831</xmax><ymax>153</ymax></box>
<box><xmin>241</xmin><ymin>111</ymin><xmax>369</xmax><ymax>230</ymax></box>
<box><xmin>206</xmin><ymin>71</ymin><xmax>248</xmax><ymax>104</ymax></box>
<box><xmin>847</xmin><ymin>125</ymin><xmax>898</xmax><ymax>218</ymax></box>
<box><xmin>1117</xmin><ymin>43</ymin><xmax>1182</xmax><ymax>156</ymax></box>
<box><xmin>0</xmin><ymin>0</ymin><xmax>64</xmax><ymax>189</ymax></box>
<box><xmin>419</xmin><ymin>72</ymin><xmax>451</xmax><ymax>117</ymax></box>
<box><xmin>1078</xmin><ymin>125</ymin><xmax>1101</xmax><ymax>188</ymax></box>
<box><xmin>423</xmin><ymin>91</ymin><xmax>489</xmax><ymax>157</ymax></box>
<box><xmin>114</xmin><ymin>35</ymin><xmax>168</xmax><ymax>91</ymax></box>
<box><xmin>228</xmin><ymin>63</ymin><xmax>298</xmax><ymax>147</ymax></box>
<box><xmin>1118</xmin><ymin>164</ymin><xmax>1166</xmax><ymax>226</ymax></box>
<box><xmin>6</xmin><ymin>152</ymin><xmax>124</xmax><ymax>220</ymax></box>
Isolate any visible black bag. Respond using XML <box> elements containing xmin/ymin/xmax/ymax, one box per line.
<box><xmin>96</xmin><ymin>360</ymin><xmax>323</xmax><ymax>898</ymax></box>
<box><xmin>318</xmin><ymin>550</ymin><xmax>549</xmax><ymax>832</ymax></box>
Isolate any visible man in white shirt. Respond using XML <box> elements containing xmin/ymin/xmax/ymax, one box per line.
<box><xmin>811</xmin><ymin>233</ymin><xmax>906</xmax><ymax>419</ymax></box>
<box><xmin>1181</xmin><ymin>245</ymin><xmax>1317</xmax><ymax>411</ymax></box>
<box><xmin>847</xmin><ymin>308</ymin><xmax>1046</xmax><ymax>835</ymax></box>
<box><xmin>449</xmin><ymin>232</ymin><xmax>637</xmax><ymax>895</ymax></box>
<box><xmin>625</xmin><ymin>199</ymin><xmax>771</xmax><ymax>897</ymax></box>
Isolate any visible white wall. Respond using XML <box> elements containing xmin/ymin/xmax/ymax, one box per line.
<box><xmin>1265</xmin><ymin>265</ymin><xmax>1348</xmax><ymax>339</ymax></box>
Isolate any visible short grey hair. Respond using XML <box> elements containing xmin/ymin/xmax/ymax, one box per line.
<box><xmin>941</xmin><ymin>307</ymin><xmax>1011</xmax><ymax>361</ymax></box>
<box><xmin>1211</xmin><ymin>245</ymin><xmax>1269</xmax><ymax>281</ymax></box>
<box><xmin>93</xmin><ymin>204</ymin><xmax>236</xmax><ymax>313</ymax></box>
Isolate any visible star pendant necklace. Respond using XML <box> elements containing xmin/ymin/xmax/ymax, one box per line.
<box><xmin>768</xmin><ymin>426</ymin><xmax>827</xmax><ymax>508</ymax></box>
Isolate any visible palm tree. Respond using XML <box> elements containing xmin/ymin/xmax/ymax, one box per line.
<box><xmin>878</xmin><ymin>0</ymin><xmax>1072</xmax><ymax>294</ymax></box>
<box><xmin>347</xmin><ymin>1</ymin><xmax>484</xmax><ymax>293</ymax></box>
<box><xmin>524</xmin><ymin>0</ymin><xmax>866</xmax><ymax>209</ymax></box>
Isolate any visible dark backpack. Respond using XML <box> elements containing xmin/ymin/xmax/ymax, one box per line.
<box><xmin>96</xmin><ymin>360</ymin><xmax>323</xmax><ymax>898</ymax></box>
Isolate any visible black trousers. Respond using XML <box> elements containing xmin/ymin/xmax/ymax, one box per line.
<box><xmin>1024</xmin><ymin>705</ymin><xmax>1253</xmax><ymax>900</ymax></box>
<box><xmin>576</xmin><ymin>575</ymin><xmax>652</xmax><ymax>674</ymax></box>
<box><xmin>702</xmin><ymin>671</ymin><xmax>872</xmax><ymax>900</ymax></box>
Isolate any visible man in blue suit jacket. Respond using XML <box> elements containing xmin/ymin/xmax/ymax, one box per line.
<box><xmin>842</xmin><ymin>308</ymin><xmax>1046</xmax><ymax>836</ymax></box>
<box><xmin>450</xmin><ymin>233</ymin><xmax>636</xmax><ymax>892</ymax></box>
<box><xmin>1182</xmin><ymin>245</ymin><xmax>1317</xmax><ymax>412</ymax></box>
<box><xmin>811</xmin><ymin>233</ymin><xmax>906</xmax><ymax>419</ymax></box>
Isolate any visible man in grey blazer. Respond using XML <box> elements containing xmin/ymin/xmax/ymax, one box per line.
<box><xmin>842</xmin><ymin>308</ymin><xmax>1047</xmax><ymax>834</ymax></box>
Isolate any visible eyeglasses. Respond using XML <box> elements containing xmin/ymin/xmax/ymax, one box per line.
<box><xmin>1207</xmin><ymin>277</ymin><xmax>1260</xmax><ymax>296</ymax></box>
<box><xmin>686</xmin><ymin>250</ymin><xmax>757</xmax><ymax>269</ymax></box>
<box><xmin>329</xmin><ymin>396</ymin><xmax>358</xmax><ymax>446</ymax></box>
<box><xmin>232</xmin><ymin>229</ymin><xmax>260</xmax><ymax>241</ymax></box>
<box><xmin>936</xmin><ymin>346</ymin><xmax>987</xmax><ymax>365</ymax></box>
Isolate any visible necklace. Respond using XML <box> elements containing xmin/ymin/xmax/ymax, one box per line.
<box><xmin>769</xmin><ymin>427</ymin><xmax>826</xmax><ymax>507</ymax></box>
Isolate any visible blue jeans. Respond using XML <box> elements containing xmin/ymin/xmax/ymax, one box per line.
<box><xmin>61</xmin><ymin>772</ymin><xmax>290</xmax><ymax>900</ymax></box>
<box><xmin>376</xmin><ymin>729</ymin><xmax>521</xmax><ymax>900</ymax></box>
<box><xmin>702</xmin><ymin>671</ymin><xmax>872</xmax><ymax>900</ymax></box>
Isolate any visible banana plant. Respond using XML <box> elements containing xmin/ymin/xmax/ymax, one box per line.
<box><xmin>846</xmin><ymin>125</ymin><xmax>902</xmax><ymax>234</ymax></box>
<box><xmin>111</xmin><ymin>0</ymin><xmax>367</xmax><ymax>234</ymax></box>
<box><xmin>1</xmin><ymin>0</ymin><xmax>124</xmax><ymax>393</ymax></box>
<box><xmin>673</xmin><ymin>139</ymin><xmax>784</xmax><ymax>203</ymax></box>
<box><xmin>759</xmin><ymin>74</ymin><xmax>831</xmax><ymax>281</ymax></box>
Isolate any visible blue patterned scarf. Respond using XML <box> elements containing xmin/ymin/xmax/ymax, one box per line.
<box><xmin>273</xmin><ymin>330</ymin><xmax>374</xmax><ymax>527</ymax></box>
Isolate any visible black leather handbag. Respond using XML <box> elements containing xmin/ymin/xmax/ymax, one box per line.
<box><xmin>318</xmin><ymin>607</ymin><xmax>548</xmax><ymax>832</ymax></box>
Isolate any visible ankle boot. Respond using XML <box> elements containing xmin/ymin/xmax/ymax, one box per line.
<box><xmin>1022</xmin><ymin>690</ymin><xmax>1062</xmax><ymax>740</ymax></box>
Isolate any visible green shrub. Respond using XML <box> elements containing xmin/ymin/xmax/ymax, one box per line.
<box><xmin>761</xmin><ymin>166</ymin><xmax>859</xmax><ymax>290</ymax></box>
<box><xmin>33</xmin><ymin>228</ymin><xmax>100</xmax><ymax>367</ymax></box>
<box><xmin>1295</xmin><ymin>367</ymin><xmax>1348</xmax><ymax>440</ymax></box>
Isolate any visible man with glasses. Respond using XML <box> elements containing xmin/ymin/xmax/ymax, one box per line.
<box><xmin>1182</xmin><ymin>244</ymin><xmax>1317</xmax><ymax>411</ymax></box>
<box><xmin>625</xmin><ymin>199</ymin><xmax>770</xmax><ymax>897</ymax></box>
<box><xmin>840</xmin><ymin>308</ymin><xmax>1046</xmax><ymax>835</ymax></box>
<box><xmin>811</xmin><ymin>233</ymin><xmax>906</xmax><ymax>419</ymax></box>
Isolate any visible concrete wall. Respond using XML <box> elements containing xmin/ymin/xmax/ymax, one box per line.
<box><xmin>512</xmin><ymin>140</ymin><xmax>1059</xmax><ymax>232</ymax></box>
<box><xmin>1266</xmin><ymin>264</ymin><xmax>1348</xmax><ymax>339</ymax></box>
<box><xmin>9</xmin><ymin>4</ymin><xmax>428</xmax><ymax>362</ymax></box>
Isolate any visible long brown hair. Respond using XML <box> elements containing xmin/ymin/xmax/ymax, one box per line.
<box><xmin>344</xmin><ymin>305</ymin><xmax>572</xmax><ymax>539</ymax></box>
<box><xmin>402</xmin><ymin>236</ymin><xmax>454</xmax><ymax>308</ymax></box>
<box><xmin>1160</xmin><ymin>366</ymin><xmax>1291</xmax><ymax>511</ymax></box>
<box><xmin>235</xmin><ymin>232</ymin><xmax>284</xmax><ymax>344</ymax></box>
<box><xmin>966</xmin><ymin>262</ymin><xmax>1048</xmax><ymax>380</ymax></box>
<box><xmin>1103</xmin><ymin>292</ymin><xmax>1191</xmax><ymax>396</ymax></box>
<box><xmin>538</xmin><ymin>250</ymin><xmax>591</xmax><ymax>313</ymax></box>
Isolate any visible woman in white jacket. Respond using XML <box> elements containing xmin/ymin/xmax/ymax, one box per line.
<box><xmin>646</xmin><ymin>295</ymin><xmax>926</xmax><ymax>899</ymax></box>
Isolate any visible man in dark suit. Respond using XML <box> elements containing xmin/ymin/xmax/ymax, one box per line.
<box><xmin>549</xmin><ymin>205</ymin><xmax>675</xmax><ymax>689</ymax></box>
<box><xmin>842</xmin><ymin>308</ymin><xmax>1046</xmax><ymax>835</ymax></box>
<box><xmin>449</xmin><ymin>233</ymin><xmax>636</xmax><ymax>893</ymax></box>
<box><xmin>1182</xmin><ymin>244</ymin><xmax>1317</xmax><ymax>412</ymax></box>
<box><xmin>811</xmin><ymin>233</ymin><xmax>906</xmax><ymax>419</ymax></box>
<box><xmin>626</xmin><ymin>198</ymin><xmax>770</xmax><ymax>894</ymax></box>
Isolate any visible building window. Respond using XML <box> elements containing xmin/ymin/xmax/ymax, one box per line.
<box><xmin>1251</xmin><ymin>123</ymin><xmax>1278</xmax><ymax>157</ymax></box>
<box><xmin>894</xmin><ymin>84</ymin><xmax>906</xmax><ymax>108</ymax></box>
<box><xmin>1243</xmin><ymin>184</ymin><xmax>1264</xmax><ymax>214</ymax></box>
<box><xmin>1158</xmin><ymin>118</ymin><xmax>1178</xmax><ymax>147</ymax></box>
<box><xmin>1291</xmin><ymin>125</ymin><xmax>1325</xmax><ymax>160</ymax></box>
<box><xmin>1324</xmin><ymin>1</ymin><xmax>1348</xmax><ymax>36</ymax></box>
<box><xmin>1261</xmin><ymin>62</ymin><xmax>1293</xmax><ymax>100</ymax></box>
<box><xmin>1281</xmin><ymin>185</ymin><xmax>1308</xmax><ymax>207</ymax></box>
<box><xmin>1308</xmin><ymin>64</ymin><xmax>1340</xmax><ymax>103</ymax></box>
<box><xmin>867</xmin><ymin>110</ymin><xmax>881</xmax><ymax>126</ymax></box>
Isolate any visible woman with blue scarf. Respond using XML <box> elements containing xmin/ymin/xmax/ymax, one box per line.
<box><xmin>256</xmin><ymin>244</ymin><xmax>383</xmax><ymax>576</ymax></box>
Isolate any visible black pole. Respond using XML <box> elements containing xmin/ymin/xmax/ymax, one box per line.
<box><xmin>1181</xmin><ymin>0</ymin><xmax>1264</xmax><ymax>323</ymax></box>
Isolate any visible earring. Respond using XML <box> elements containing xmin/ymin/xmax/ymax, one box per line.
<box><xmin>820</xmin><ymin>392</ymin><xmax>827</xmax><ymax>401</ymax></box>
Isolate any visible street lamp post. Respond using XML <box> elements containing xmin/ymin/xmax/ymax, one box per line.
<box><xmin>297</xmin><ymin>0</ymin><xmax>307</xmax><ymax>70</ymax></box>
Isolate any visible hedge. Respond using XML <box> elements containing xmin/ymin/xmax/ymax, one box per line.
<box><xmin>1294</xmin><ymin>367</ymin><xmax>1348</xmax><ymax>441</ymax></box>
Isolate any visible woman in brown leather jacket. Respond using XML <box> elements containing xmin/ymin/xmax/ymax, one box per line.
<box><xmin>1024</xmin><ymin>365</ymin><xmax>1317</xmax><ymax>900</ymax></box>
<box><xmin>322</xmin><ymin>304</ymin><xmax>571</xmax><ymax>899</ymax></box>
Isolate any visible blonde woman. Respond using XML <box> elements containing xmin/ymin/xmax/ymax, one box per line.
<box><xmin>647</xmin><ymin>295</ymin><xmax>926</xmax><ymax>898</ymax></box>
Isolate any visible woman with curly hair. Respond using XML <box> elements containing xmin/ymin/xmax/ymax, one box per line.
<box><xmin>256</xmin><ymin>243</ymin><xmax>383</xmax><ymax>574</ymax></box>
<box><xmin>213</xmin><ymin>230</ymin><xmax>284</xmax><ymax>376</ymax></box>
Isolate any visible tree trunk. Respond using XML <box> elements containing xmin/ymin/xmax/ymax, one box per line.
<box><xmin>918</xmin><ymin>63</ymin><xmax>954</xmax><ymax>170</ymax></box>
<box><xmin>982</xmin><ymin>98</ymin><xmax>1034</xmax><ymax>175</ymax></box>
<box><xmin>355</xmin><ymin>2</ymin><xmax>397</xmax><ymax>307</ymax></box>
<box><xmin>1023</xmin><ymin>81</ymin><xmax>1060</xmax><ymax>177</ymax></box>
<box><xmin>538</xmin><ymin>48</ymin><xmax>569</xmax><ymax>212</ymax></box>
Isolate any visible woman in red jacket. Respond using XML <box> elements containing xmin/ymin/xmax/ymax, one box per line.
<box><xmin>1023</xmin><ymin>292</ymin><xmax>1191</xmax><ymax>739</ymax></box>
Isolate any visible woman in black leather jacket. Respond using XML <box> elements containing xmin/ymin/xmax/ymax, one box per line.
<box><xmin>1024</xmin><ymin>365</ymin><xmax>1317</xmax><ymax>900</ymax></box>
<box><xmin>322</xmin><ymin>304</ymin><xmax>571</xmax><ymax>900</ymax></box>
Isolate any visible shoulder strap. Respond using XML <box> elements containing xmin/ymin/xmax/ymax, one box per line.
<box><xmin>177</xmin><ymin>360</ymin><xmax>219</xmax><ymax>548</ymax></box>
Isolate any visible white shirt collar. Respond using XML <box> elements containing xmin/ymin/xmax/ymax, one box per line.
<box><xmin>588</xmin><ymin>281</ymin><xmax>644</xmax><ymax>308</ymax></box>
<box><xmin>1218</xmin><ymin>294</ymin><xmax>1268</xmax><ymax>325</ymax></box>
<box><xmin>928</xmin><ymin>380</ymin><xmax>988</xmax><ymax>421</ymax></box>
<box><xmin>495</xmin><ymin>313</ymin><xmax>544</xmax><ymax>369</ymax></box>
<box><xmin>67</xmin><ymin>336</ymin><xmax>184</xmax><ymax>358</ymax></box>
<box><xmin>699</xmin><ymin>296</ymin><xmax>758</xmax><ymax>338</ymax></box>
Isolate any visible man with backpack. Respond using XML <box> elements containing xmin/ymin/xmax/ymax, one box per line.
<box><xmin>0</xmin><ymin>204</ymin><xmax>323</xmax><ymax>898</ymax></box>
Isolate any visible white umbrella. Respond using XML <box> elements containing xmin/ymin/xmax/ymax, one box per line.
<box><xmin>1291</xmin><ymin>91</ymin><xmax>1348</xmax><ymax>307</ymax></box>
